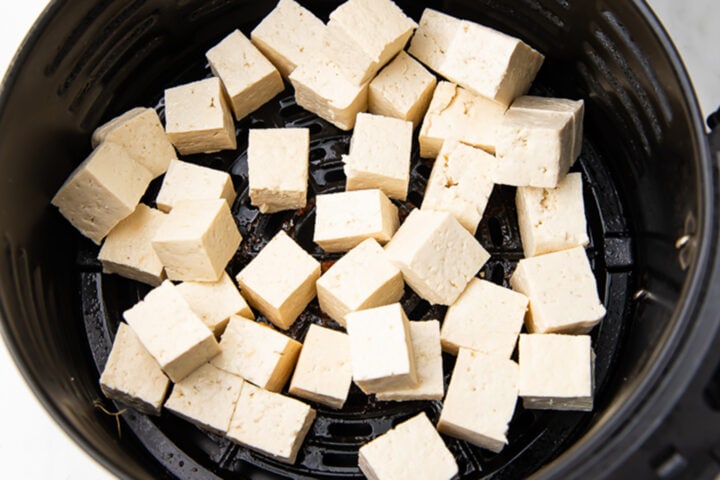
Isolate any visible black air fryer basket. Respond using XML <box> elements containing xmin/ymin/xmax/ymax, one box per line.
<box><xmin>1</xmin><ymin>0</ymin><xmax>719</xmax><ymax>479</ymax></box>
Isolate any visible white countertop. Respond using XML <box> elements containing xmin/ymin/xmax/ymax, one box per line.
<box><xmin>1</xmin><ymin>1</ymin><xmax>718</xmax><ymax>479</ymax></box>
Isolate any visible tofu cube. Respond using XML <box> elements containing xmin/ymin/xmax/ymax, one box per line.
<box><xmin>91</xmin><ymin>107</ymin><xmax>176</xmax><ymax>178</ymax></box>
<box><xmin>345</xmin><ymin>303</ymin><xmax>416</xmax><ymax>394</ymax></box>
<box><xmin>289</xmin><ymin>55</ymin><xmax>369</xmax><ymax>131</ymax></box>
<box><xmin>421</xmin><ymin>141</ymin><xmax>497</xmax><ymax>234</ymax></box>
<box><xmin>123</xmin><ymin>281</ymin><xmax>220</xmax><ymax>382</ymax></box>
<box><xmin>510</xmin><ymin>247</ymin><xmax>606</xmax><ymax>333</ymax></box>
<box><xmin>438</xmin><ymin>349</ymin><xmax>519</xmax><ymax>453</ymax></box>
<box><xmin>236</xmin><ymin>231</ymin><xmax>321</xmax><ymax>329</ymax></box>
<box><xmin>358</xmin><ymin>412</ymin><xmax>458</xmax><ymax>480</ymax></box>
<box><xmin>518</xmin><ymin>334</ymin><xmax>594</xmax><ymax>411</ymax></box>
<box><xmin>385</xmin><ymin>209</ymin><xmax>490</xmax><ymax>305</ymax></box>
<box><xmin>418</xmin><ymin>81</ymin><xmax>507</xmax><ymax>159</ymax></box>
<box><xmin>164</xmin><ymin>77</ymin><xmax>237</xmax><ymax>155</ymax></box>
<box><xmin>248</xmin><ymin>128</ymin><xmax>309</xmax><ymax>213</ymax></box>
<box><xmin>164</xmin><ymin>364</ymin><xmax>245</xmax><ymax>435</ymax></box>
<box><xmin>227</xmin><ymin>383</ymin><xmax>316</xmax><ymax>464</ymax></box>
<box><xmin>155</xmin><ymin>159</ymin><xmax>236</xmax><ymax>213</ymax></box>
<box><xmin>52</xmin><ymin>142</ymin><xmax>153</xmax><ymax>245</ymax></box>
<box><xmin>406</xmin><ymin>9</ymin><xmax>457</xmax><ymax>77</ymax></box>
<box><xmin>342</xmin><ymin>113</ymin><xmax>413</xmax><ymax>201</ymax></box>
<box><xmin>251</xmin><ymin>0</ymin><xmax>326</xmax><ymax>78</ymax></box>
<box><xmin>376</xmin><ymin>320</ymin><xmax>444</xmax><ymax>401</ymax></box>
<box><xmin>440</xmin><ymin>278</ymin><xmax>528</xmax><ymax>357</ymax></box>
<box><xmin>152</xmin><ymin>199</ymin><xmax>241</xmax><ymax>282</ymax></box>
<box><xmin>177</xmin><ymin>272</ymin><xmax>254</xmax><ymax>337</ymax></box>
<box><xmin>211</xmin><ymin>315</ymin><xmax>302</xmax><ymax>392</ymax></box>
<box><xmin>494</xmin><ymin>108</ymin><xmax>574</xmax><ymax>188</ymax></box>
<box><xmin>314</xmin><ymin>189</ymin><xmax>399</xmax><ymax>253</ymax></box>
<box><xmin>516</xmin><ymin>172</ymin><xmax>589</xmax><ymax>257</ymax></box>
<box><xmin>316</xmin><ymin>238</ymin><xmax>404</xmax><ymax>327</ymax></box>
<box><xmin>322</xmin><ymin>0</ymin><xmax>417</xmax><ymax>85</ymax></box>
<box><xmin>369</xmin><ymin>51</ymin><xmax>438</xmax><ymax>128</ymax></box>
<box><xmin>92</xmin><ymin>107</ymin><xmax>147</xmax><ymax>147</ymax></box>
<box><xmin>98</xmin><ymin>204</ymin><xmax>167</xmax><ymax>286</ymax></box>
<box><xmin>99</xmin><ymin>323</ymin><xmax>170</xmax><ymax>415</ymax></box>
<box><xmin>409</xmin><ymin>9</ymin><xmax>544</xmax><ymax>105</ymax></box>
<box><xmin>511</xmin><ymin>95</ymin><xmax>585</xmax><ymax>162</ymax></box>
<box><xmin>206</xmin><ymin>30</ymin><xmax>284</xmax><ymax>121</ymax></box>
<box><xmin>289</xmin><ymin>324</ymin><xmax>352</xmax><ymax>409</ymax></box>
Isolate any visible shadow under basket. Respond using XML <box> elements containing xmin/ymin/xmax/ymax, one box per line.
<box><xmin>0</xmin><ymin>1</ymin><xmax>719</xmax><ymax>479</ymax></box>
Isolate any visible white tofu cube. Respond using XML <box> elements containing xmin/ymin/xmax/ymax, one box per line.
<box><xmin>289</xmin><ymin>55</ymin><xmax>369</xmax><ymax>131</ymax></box>
<box><xmin>92</xmin><ymin>107</ymin><xmax>176</xmax><ymax>178</ymax></box>
<box><xmin>510</xmin><ymin>247</ymin><xmax>606</xmax><ymax>333</ymax></box>
<box><xmin>494</xmin><ymin>108</ymin><xmax>574</xmax><ymax>188</ymax></box>
<box><xmin>314</xmin><ymin>189</ymin><xmax>399</xmax><ymax>253</ymax></box>
<box><xmin>376</xmin><ymin>320</ymin><xmax>444</xmax><ymax>401</ymax></box>
<box><xmin>516</xmin><ymin>172</ymin><xmax>589</xmax><ymax>257</ymax></box>
<box><xmin>421</xmin><ymin>141</ymin><xmax>497</xmax><ymax>234</ymax></box>
<box><xmin>206</xmin><ymin>30</ymin><xmax>284</xmax><ymax>121</ymax></box>
<box><xmin>248</xmin><ymin>128</ymin><xmax>309</xmax><ymax>213</ymax></box>
<box><xmin>322</xmin><ymin>0</ymin><xmax>417</xmax><ymax>85</ymax></box>
<box><xmin>342</xmin><ymin>113</ymin><xmax>413</xmax><ymax>201</ymax></box>
<box><xmin>518</xmin><ymin>334</ymin><xmax>594</xmax><ymax>411</ymax></box>
<box><xmin>164</xmin><ymin>77</ymin><xmax>237</xmax><ymax>155</ymax></box>
<box><xmin>176</xmin><ymin>272</ymin><xmax>254</xmax><ymax>337</ymax></box>
<box><xmin>440</xmin><ymin>278</ymin><xmax>528</xmax><ymax>357</ymax></box>
<box><xmin>152</xmin><ymin>199</ymin><xmax>242</xmax><ymax>283</ymax></box>
<box><xmin>289</xmin><ymin>324</ymin><xmax>352</xmax><ymax>409</ymax></box>
<box><xmin>99</xmin><ymin>323</ymin><xmax>170</xmax><ymax>415</ymax></box>
<box><xmin>385</xmin><ymin>209</ymin><xmax>490</xmax><ymax>306</ymax></box>
<box><xmin>511</xmin><ymin>95</ymin><xmax>585</xmax><ymax>162</ymax></box>
<box><xmin>164</xmin><ymin>364</ymin><xmax>245</xmax><ymax>435</ymax></box>
<box><xmin>52</xmin><ymin>142</ymin><xmax>153</xmax><ymax>245</ymax></box>
<box><xmin>418</xmin><ymin>81</ymin><xmax>507</xmax><ymax>159</ymax></box>
<box><xmin>236</xmin><ymin>231</ymin><xmax>320</xmax><ymax>330</ymax></box>
<box><xmin>227</xmin><ymin>383</ymin><xmax>316</xmax><ymax>464</ymax></box>
<box><xmin>211</xmin><ymin>315</ymin><xmax>302</xmax><ymax>392</ymax></box>
<box><xmin>438</xmin><ymin>349</ymin><xmax>519</xmax><ymax>453</ymax></box>
<box><xmin>251</xmin><ymin>0</ymin><xmax>326</xmax><ymax>78</ymax></box>
<box><xmin>369</xmin><ymin>51</ymin><xmax>438</xmax><ymax>128</ymax></box>
<box><xmin>316</xmin><ymin>238</ymin><xmax>404</xmax><ymax>327</ymax></box>
<box><xmin>322</xmin><ymin>20</ymin><xmax>380</xmax><ymax>87</ymax></box>
<box><xmin>406</xmin><ymin>9</ymin><xmax>457</xmax><ymax>76</ymax></box>
<box><xmin>358</xmin><ymin>412</ymin><xmax>458</xmax><ymax>480</ymax></box>
<box><xmin>92</xmin><ymin>107</ymin><xmax>147</xmax><ymax>147</ymax></box>
<box><xmin>345</xmin><ymin>303</ymin><xmax>416</xmax><ymax>394</ymax></box>
<box><xmin>409</xmin><ymin>9</ymin><xmax>544</xmax><ymax>105</ymax></box>
<box><xmin>123</xmin><ymin>281</ymin><xmax>220</xmax><ymax>382</ymax></box>
<box><xmin>155</xmin><ymin>159</ymin><xmax>236</xmax><ymax>213</ymax></box>
<box><xmin>98</xmin><ymin>204</ymin><xmax>167</xmax><ymax>286</ymax></box>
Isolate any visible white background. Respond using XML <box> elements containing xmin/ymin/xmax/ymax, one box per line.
<box><xmin>1</xmin><ymin>1</ymin><xmax>719</xmax><ymax>479</ymax></box>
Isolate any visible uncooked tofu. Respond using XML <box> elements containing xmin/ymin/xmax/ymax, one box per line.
<box><xmin>359</xmin><ymin>412</ymin><xmax>458</xmax><ymax>480</ymax></box>
<box><xmin>235</xmin><ymin>231</ymin><xmax>320</xmax><ymax>330</ymax></box>
<box><xmin>438</xmin><ymin>349</ymin><xmax>519</xmax><ymax>453</ymax></box>
<box><xmin>211</xmin><ymin>315</ymin><xmax>302</xmax><ymax>392</ymax></box>
<box><xmin>316</xmin><ymin>238</ymin><xmax>404</xmax><ymax>327</ymax></box>
<box><xmin>123</xmin><ymin>281</ymin><xmax>220</xmax><ymax>383</ymax></box>
<box><xmin>289</xmin><ymin>324</ymin><xmax>353</xmax><ymax>409</ymax></box>
<box><xmin>164</xmin><ymin>363</ymin><xmax>244</xmax><ymax>435</ymax></box>
<box><xmin>385</xmin><ymin>209</ymin><xmax>489</xmax><ymax>305</ymax></box>
<box><xmin>226</xmin><ymin>383</ymin><xmax>316</xmax><ymax>464</ymax></box>
<box><xmin>375</xmin><ymin>320</ymin><xmax>444</xmax><ymax>401</ymax></box>
<box><xmin>99</xmin><ymin>323</ymin><xmax>170</xmax><ymax>416</ymax></box>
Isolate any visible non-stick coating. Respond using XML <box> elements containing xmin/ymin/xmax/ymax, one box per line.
<box><xmin>0</xmin><ymin>0</ymin><xmax>715</xmax><ymax>479</ymax></box>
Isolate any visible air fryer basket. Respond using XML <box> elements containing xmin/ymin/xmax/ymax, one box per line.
<box><xmin>0</xmin><ymin>0</ymin><xmax>718</xmax><ymax>479</ymax></box>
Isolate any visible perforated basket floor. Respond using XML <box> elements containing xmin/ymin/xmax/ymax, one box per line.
<box><xmin>78</xmin><ymin>62</ymin><xmax>635</xmax><ymax>479</ymax></box>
